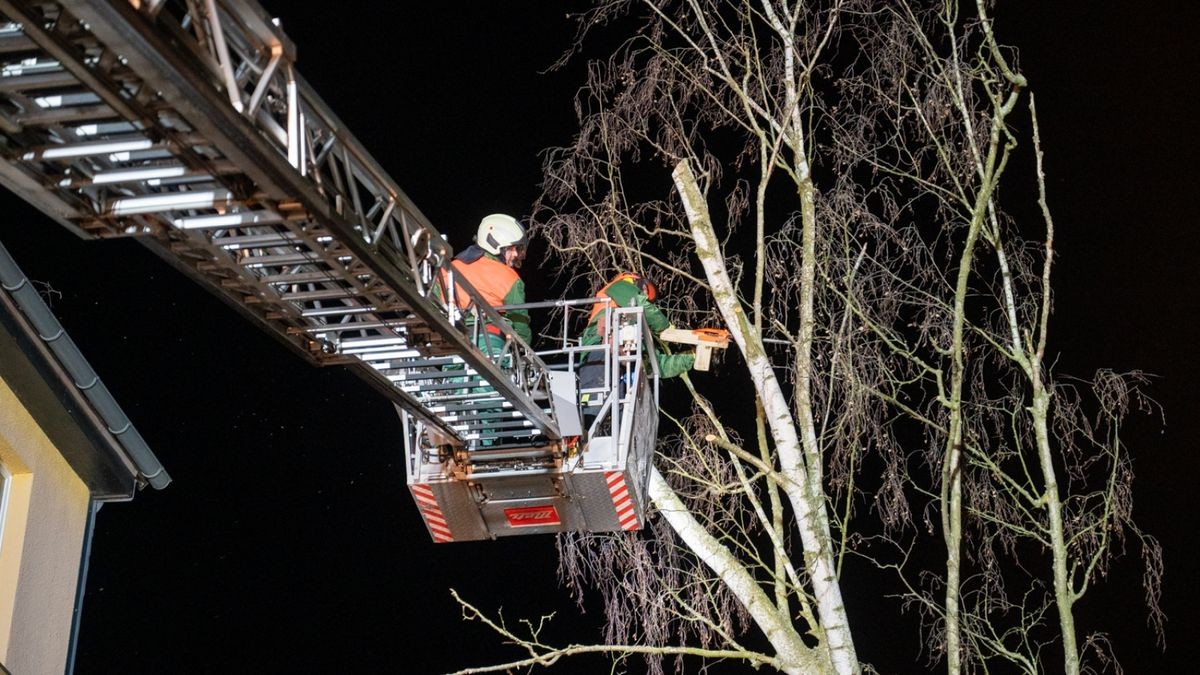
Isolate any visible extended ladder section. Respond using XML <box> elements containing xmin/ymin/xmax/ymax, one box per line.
<box><xmin>0</xmin><ymin>0</ymin><xmax>563</xmax><ymax>450</ymax></box>
<box><xmin>0</xmin><ymin>0</ymin><xmax>665</xmax><ymax>543</ymax></box>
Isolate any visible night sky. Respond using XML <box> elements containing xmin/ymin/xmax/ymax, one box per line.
<box><xmin>0</xmin><ymin>2</ymin><xmax>1195</xmax><ymax>673</ymax></box>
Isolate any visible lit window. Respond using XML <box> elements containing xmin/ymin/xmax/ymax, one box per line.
<box><xmin>0</xmin><ymin>460</ymin><xmax>10</xmax><ymax>556</ymax></box>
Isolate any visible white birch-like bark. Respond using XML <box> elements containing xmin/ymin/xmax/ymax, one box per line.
<box><xmin>647</xmin><ymin>468</ymin><xmax>827</xmax><ymax>675</ymax></box>
<box><xmin>673</xmin><ymin>159</ymin><xmax>859</xmax><ymax>675</ymax></box>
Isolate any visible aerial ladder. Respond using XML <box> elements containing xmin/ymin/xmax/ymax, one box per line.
<box><xmin>0</xmin><ymin>0</ymin><xmax>660</xmax><ymax>542</ymax></box>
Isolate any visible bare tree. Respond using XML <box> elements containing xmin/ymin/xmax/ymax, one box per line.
<box><xmin>453</xmin><ymin>2</ymin><xmax>1163</xmax><ymax>674</ymax></box>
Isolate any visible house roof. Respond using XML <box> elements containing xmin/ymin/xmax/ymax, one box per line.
<box><xmin>0</xmin><ymin>239</ymin><xmax>169</xmax><ymax>500</ymax></box>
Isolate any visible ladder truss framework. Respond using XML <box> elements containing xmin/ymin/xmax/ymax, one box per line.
<box><xmin>0</xmin><ymin>0</ymin><xmax>667</xmax><ymax>543</ymax></box>
<box><xmin>0</xmin><ymin>0</ymin><xmax>563</xmax><ymax>451</ymax></box>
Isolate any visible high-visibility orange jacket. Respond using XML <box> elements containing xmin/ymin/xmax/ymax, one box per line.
<box><xmin>443</xmin><ymin>245</ymin><xmax>531</xmax><ymax>343</ymax></box>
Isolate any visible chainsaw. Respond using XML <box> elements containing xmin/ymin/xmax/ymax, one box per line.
<box><xmin>659</xmin><ymin>327</ymin><xmax>731</xmax><ymax>371</ymax></box>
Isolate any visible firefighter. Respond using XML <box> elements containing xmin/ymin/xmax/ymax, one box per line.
<box><xmin>434</xmin><ymin>214</ymin><xmax>532</xmax><ymax>448</ymax></box>
<box><xmin>446</xmin><ymin>213</ymin><xmax>532</xmax><ymax>352</ymax></box>
<box><xmin>578</xmin><ymin>272</ymin><xmax>694</xmax><ymax>423</ymax></box>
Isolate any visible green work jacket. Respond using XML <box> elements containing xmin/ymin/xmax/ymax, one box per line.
<box><xmin>580</xmin><ymin>279</ymin><xmax>694</xmax><ymax>378</ymax></box>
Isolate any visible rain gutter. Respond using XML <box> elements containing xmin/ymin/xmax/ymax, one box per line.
<box><xmin>0</xmin><ymin>239</ymin><xmax>170</xmax><ymax>490</ymax></box>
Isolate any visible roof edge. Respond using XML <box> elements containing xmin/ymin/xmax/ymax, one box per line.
<box><xmin>0</xmin><ymin>239</ymin><xmax>170</xmax><ymax>493</ymax></box>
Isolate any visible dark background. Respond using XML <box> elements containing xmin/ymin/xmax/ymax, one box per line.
<box><xmin>0</xmin><ymin>2</ymin><xmax>1195</xmax><ymax>673</ymax></box>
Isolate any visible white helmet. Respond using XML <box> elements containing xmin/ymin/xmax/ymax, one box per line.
<box><xmin>476</xmin><ymin>213</ymin><xmax>527</xmax><ymax>255</ymax></box>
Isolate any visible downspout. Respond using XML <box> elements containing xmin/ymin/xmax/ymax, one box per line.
<box><xmin>64</xmin><ymin>500</ymin><xmax>99</xmax><ymax>675</ymax></box>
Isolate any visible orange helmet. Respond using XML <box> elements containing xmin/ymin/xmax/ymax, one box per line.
<box><xmin>608</xmin><ymin>272</ymin><xmax>657</xmax><ymax>301</ymax></box>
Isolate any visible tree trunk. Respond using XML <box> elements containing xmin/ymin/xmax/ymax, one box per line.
<box><xmin>673</xmin><ymin>159</ymin><xmax>860</xmax><ymax>675</ymax></box>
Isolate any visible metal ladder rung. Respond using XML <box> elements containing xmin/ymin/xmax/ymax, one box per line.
<box><xmin>470</xmin><ymin>425</ymin><xmax>544</xmax><ymax>437</ymax></box>
<box><xmin>376</xmin><ymin>357</ymin><xmax>459</xmax><ymax>369</ymax></box>
<box><xmin>441</xmin><ymin>410</ymin><xmax>523</xmax><ymax>423</ymax></box>
<box><xmin>299</xmin><ymin>305</ymin><xmax>375</xmax><ymax>318</ymax></box>
<box><xmin>0</xmin><ymin>70</ymin><xmax>76</xmax><ymax>90</ymax></box>
<box><xmin>302</xmin><ymin>319</ymin><xmax>416</xmax><ymax>332</ymax></box>
<box><xmin>262</xmin><ymin>270</ymin><xmax>347</xmax><ymax>284</ymax></box>
<box><xmin>178</xmin><ymin>210</ymin><xmax>288</xmax><ymax>230</ymax></box>
<box><xmin>462</xmin><ymin>447</ymin><xmax>559</xmax><ymax>462</ymax></box>
<box><xmin>452</xmin><ymin>419</ymin><xmax>536</xmax><ymax>432</ymax></box>
<box><xmin>18</xmin><ymin>102</ymin><xmax>116</xmax><ymax>126</ymax></box>
<box><xmin>427</xmin><ymin>400</ymin><xmax>514</xmax><ymax>414</ymax></box>
<box><xmin>239</xmin><ymin>252</ymin><xmax>328</xmax><ymax>267</ymax></box>
<box><xmin>280</xmin><ymin>287</ymin><xmax>359</xmax><ymax>302</ymax></box>
<box><xmin>20</xmin><ymin>135</ymin><xmax>154</xmax><ymax>160</ymax></box>
<box><xmin>387</xmin><ymin>368</ymin><xmax>479</xmax><ymax>383</ymax></box>
<box><xmin>415</xmin><ymin>388</ymin><xmax>506</xmax><ymax>402</ymax></box>
<box><xmin>213</xmin><ymin>233</ymin><xmax>302</xmax><ymax>249</ymax></box>
<box><xmin>398</xmin><ymin>379</ymin><xmax>488</xmax><ymax>393</ymax></box>
<box><xmin>462</xmin><ymin>466</ymin><xmax>559</xmax><ymax>480</ymax></box>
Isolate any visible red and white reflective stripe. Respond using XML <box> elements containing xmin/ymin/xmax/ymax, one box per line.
<box><xmin>606</xmin><ymin>471</ymin><xmax>639</xmax><ymax>531</ymax></box>
<box><xmin>410</xmin><ymin>484</ymin><xmax>454</xmax><ymax>543</ymax></box>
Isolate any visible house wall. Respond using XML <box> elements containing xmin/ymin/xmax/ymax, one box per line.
<box><xmin>0</xmin><ymin>375</ymin><xmax>91</xmax><ymax>675</ymax></box>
